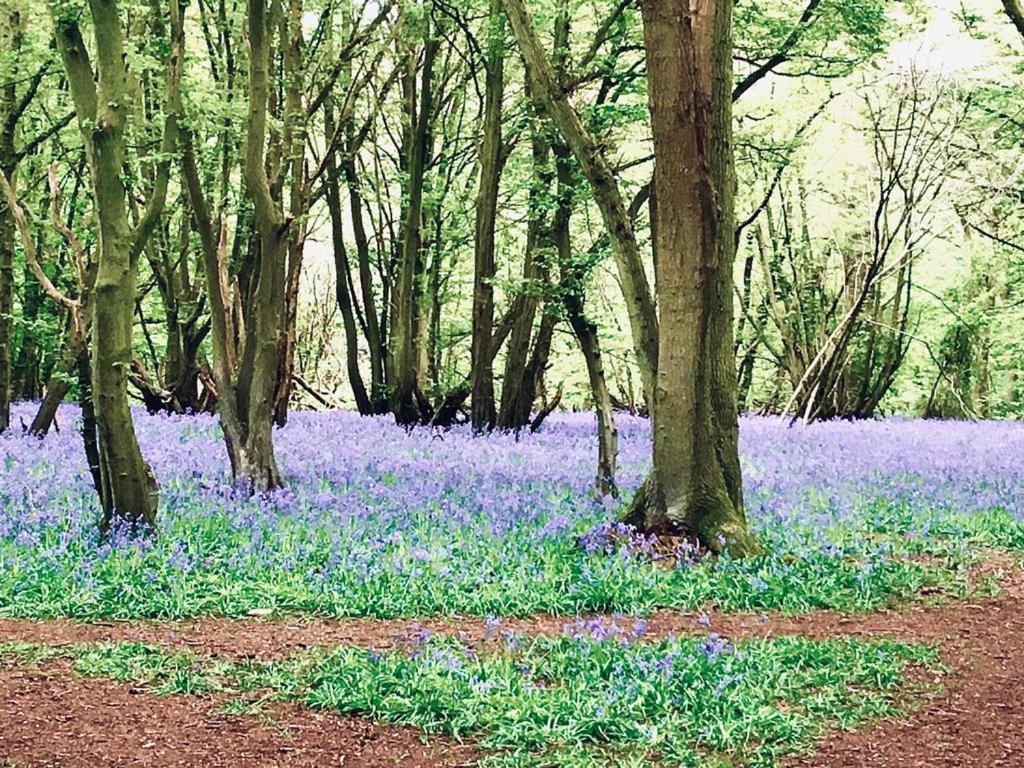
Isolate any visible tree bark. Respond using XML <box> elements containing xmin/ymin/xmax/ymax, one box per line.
<box><xmin>325</xmin><ymin>100</ymin><xmax>372</xmax><ymax>414</ymax></box>
<box><xmin>0</xmin><ymin>183</ymin><xmax>12</xmax><ymax>434</ymax></box>
<box><xmin>11</xmin><ymin>261</ymin><xmax>43</xmax><ymax>402</ymax></box>
<box><xmin>502</xmin><ymin>0</ymin><xmax>659</xmax><ymax>405</ymax></box>
<box><xmin>52</xmin><ymin>2</ymin><xmax>164</xmax><ymax>528</ymax></box>
<box><xmin>567</xmin><ymin>311</ymin><xmax>618</xmax><ymax>497</ymax></box>
<box><xmin>226</xmin><ymin>0</ymin><xmax>287</xmax><ymax>488</ymax></box>
<box><xmin>29</xmin><ymin>329</ymin><xmax>87</xmax><ymax>437</ymax></box>
<box><xmin>551</xmin><ymin>140</ymin><xmax>618</xmax><ymax>496</ymax></box>
<box><xmin>389</xmin><ymin>23</ymin><xmax>439</xmax><ymax>425</ymax></box>
<box><xmin>0</xmin><ymin>6</ymin><xmax>20</xmax><ymax>434</ymax></box>
<box><xmin>470</xmin><ymin>0</ymin><xmax>505</xmax><ymax>433</ymax></box>
<box><xmin>342</xmin><ymin>151</ymin><xmax>389</xmax><ymax>412</ymax></box>
<box><xmin>1003</xmin><ymin>0</ymin><xmax>1024</xmax><ymax>39</ymax></box>
<box><xmin>497</xmin><ymin>128</ymin><xmax>551</xmax><ymax>430</ymax></box>
<box><xmin>626</xmin><ymin>0</ymin><xmax>761</xmax><ymax>556</ymax></box>
<box><xmin>77</xmin><ymin>346</ymin><xmax>103</xmax><ymax>498</ymax></box>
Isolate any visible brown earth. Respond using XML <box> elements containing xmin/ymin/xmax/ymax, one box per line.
<box><xmin>0</xmin><ymin>660</ymin><xmax>477</xmax><ymax>768</ymax></box>
<box><xmin>1</xmin><ymin>561</ymin><xmax>1022</xmax><ymax>766</ymax></box>
<box><xmin>781</xmin><ymin>569</ymin><xmax>1024</xmax><ymax>768</ymax></box>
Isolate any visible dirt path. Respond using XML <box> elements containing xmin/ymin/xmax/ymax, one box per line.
<box><xmin>0</xmin><ymin>660</ymin><xmax>477</xmax><ymax>768</ymax></box>
<box><xmin>783</xmin><ymin>572</ymin><xmax>1024</xmax><ymax>768</ymax></box>
<box><xmin>2</xmin><ymin>566</ymin><xmax>1023</xmax><ymax>766</ymax></box>
<box><xmin>0</xmin><ymin>589</ymin><xmax>1016</xmax><ymax>662</ymax></box>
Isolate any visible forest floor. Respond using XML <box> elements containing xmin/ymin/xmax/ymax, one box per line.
<box><xmin>1</xmin><ymin>555</ymin><xmax>1022</xmax><ymax>767</ymax></box>
<box><xmin>4</xmin><ymin>410</ymin><xmax>1023</xmax><ymax>766</ymax></box>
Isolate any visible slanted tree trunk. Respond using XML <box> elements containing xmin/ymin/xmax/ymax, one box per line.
<box><xmin>626</xmin><ymin>0</ymin><xmax>761</xmax><ymax>557</ymax></box>
<box><xmin>29</xmin><ymin>326</ymin><xmax>88</xmax><ymax>437</ymax></box>
<box><xmin>1003</xmin><ymin>0</ymin><xmax>1024</xmax><ymax>38</ymax></box>
<box><xmin>502</xmin><ymin>0</ymin><xmax>659</xmax><ymax>406</ymax></box>
<box><xmin>469</xmin><ymin>0</ymin><xmax>505</xmax><ymax>433</ymax></box>
<box><xmin>558</xmin><ymin>255</ymin><xmax>617</xmax><ymax>497</ymax></box>
<box><xmin>549</xmin><ymin>140</ymin><xmax>618</xmax><ymax>496</ymax></box>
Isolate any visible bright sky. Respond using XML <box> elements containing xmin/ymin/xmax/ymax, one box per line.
<box><xmin>889</xmin><ymin>0</ymin><xmax>1005</xmax><ymax>77</ymax></box>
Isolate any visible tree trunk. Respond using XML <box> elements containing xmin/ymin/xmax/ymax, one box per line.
<box><xmin>234</xmin><ymin>0</ymin><xmax>286</xmax><ymax>488</ymax></box>
<box><xmin>342</xmin><ymin>151</ymin><xmax>388</xmax><ymax>412</ymax></box>
<box><xmin>77</xmin><ymin>347</ymin><xmax>103</xmax><ymax>500</ymax></box>
<box><xmin>626</xmin><ymin>0</ymin><xmax>761</xmax><ymax>557</ymax></box>
<box><xmin>12</xmin><ymin>261</ymin><xmax>43</xmax><ymax>401</ymax></box>
<box><xmin>390</xmin><ymin>31</ymin><xmax>438</xmax><ymax>425</ymax></box>
<box><xmin>54</xmin><ymin>1</ymin><xmax>160</xmax><ymax>528</ymax></box>
<box><xmin>325</xmin><ymin>101</ymin><xmax>372</xmax><ymax>414</ymax></box>
<box><xmin>568</xmin><ymin>312</ymin><xmax>618</xmax><ymax>497</ymax></box>
<box><xmin>272</xmin><ymin>229</ymin><xmax>304</xmax><ymax>427</ymax></box>
<box><xmin>502</xmin><ymin>0</ymin><xmax>659</xmax><ymax>405</ymax></box>
<box><xmin>0</xmin><ymin>184</ymin><xmax>12</xmax><ymax>434</ymax></box>
<box><xmin>470</xmin><ymin>0</ymin><xmax>505</xmax><ymax>433</ymax></box>
<box><xmin>0</xmin><ymin>9</ymin><xmax>16</xmax><ymax>433</ymax></box>
<box><xmin>29</xmin><ymin>325</ymin><xmax>88</xmax><ymax>436</ymax></box>
<box><xmin>552</xmin><ymin>141</ymin><xmax>617</xmax><ymax>496</ymax></box>
<box><xmin>497</xmin><ymin>129</ymin><xmax>551</xmax><ymax>430</ymax></box>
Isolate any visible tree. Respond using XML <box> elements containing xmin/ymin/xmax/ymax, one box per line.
<box><xmin>0</xmin><ymin>167</ymin><xmax>94</xmax><ymax>437</ymax></box>
<box><xmin>0</xmin><ymin>3</ymin><xmax>21</xmax><ymax>435</ymax></box>
<box><xmin>178</xmin><ymin>0</ymin><xmax>290</xmax><ymax>490</ymax></box>
<box><xmin>502</xmin><ymin>0</ymin><xmax>659</xmax><ymax>406</ymax></box>
<box><xmin>469</xmin><ymin>0</ymin><xmax>506</xmax><ymax>433</ymax></box>
<box><xmin>0</xmin><ymin>3</ymin><xmax>71</xmax><ymax>433</ymax></box>
<box><xmin>774</xmin><ymin>77</ymin><xmax>966</xmax><ymax>422</ymax></box>
<box><xmin>389</xmin><ymin>3</ymin><xmax>441</xmax><ymax>425</ymax></box>
<box><xmin>49</xmin><ymin>0</ymin><xmax>180</xmax><ymax>528</ymax></box>
<box><xmin>625</xmin><ymin>0</ymin><xmax>761</xmax><ymax>556</ymax></box>
<box><xmin>1003</xmin><ymin>0</ymin><xmax>1024</xmax><ymax>39</ymax></box>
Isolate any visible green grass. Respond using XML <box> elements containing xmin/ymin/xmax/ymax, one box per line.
<box><xmin>0</xmin><ymin>631</ymin><xmax>940</xmax><ymax>768</ymax></box>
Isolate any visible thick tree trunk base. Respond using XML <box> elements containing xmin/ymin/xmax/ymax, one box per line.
<box><xmin>240</xmin><ymin>461</ymin><xmax>284</xmax><ymax>493</ymax></box>
<box><xmin>622</xmin><ymin>475</ymin><xmax>764</xmax><ymax>558</ymax></box>
<box><xmin>222</xmin><ymin>416</ymin><xmax>284</xmax><ymax>493</ymax></box>
<box><xmin>225</xmin><ymin>442</ymin><xmax>284</xmax><ymax>494</ymax></box>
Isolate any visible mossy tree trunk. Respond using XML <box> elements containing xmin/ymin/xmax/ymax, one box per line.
<box><xmin>469</xmin><ymin>0</ymin><xmax>506</xmax><ymax>434</ymax></box>
<box><xmin>626</xmin><ymin>0</ymin><xmax>761</xmax><ymax>557</ymax></box>
<box><xmin>51</xmin><ymin>0</ymin><xmax>181</xmax><ymax>529</ymax></box>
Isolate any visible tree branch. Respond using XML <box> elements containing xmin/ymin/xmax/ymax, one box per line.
<box><xmin>732</xmin><ymin>0</ymin><xmax>822</xmax><ymax>102</ymax></box>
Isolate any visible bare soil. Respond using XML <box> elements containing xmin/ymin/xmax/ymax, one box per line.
<box><xmin>0</xmin><ymin>660</ymin><xmax>477</xmax><ymax>768</ymax></box>
<box><xmin>780</xmin><ymin>569</ymin><xmax>1024</xmax><ymax>768</ymax></box>
<box><xmin>1</xmin><ymin>559</ymin><xmax>1022</xmax><ymax>766</ymax></box>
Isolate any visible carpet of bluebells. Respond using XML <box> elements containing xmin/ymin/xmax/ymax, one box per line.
<box><xmin>1</xmin><ymin>403</ymin><xmax>1023</xmax><ymax>620</ymax></box>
